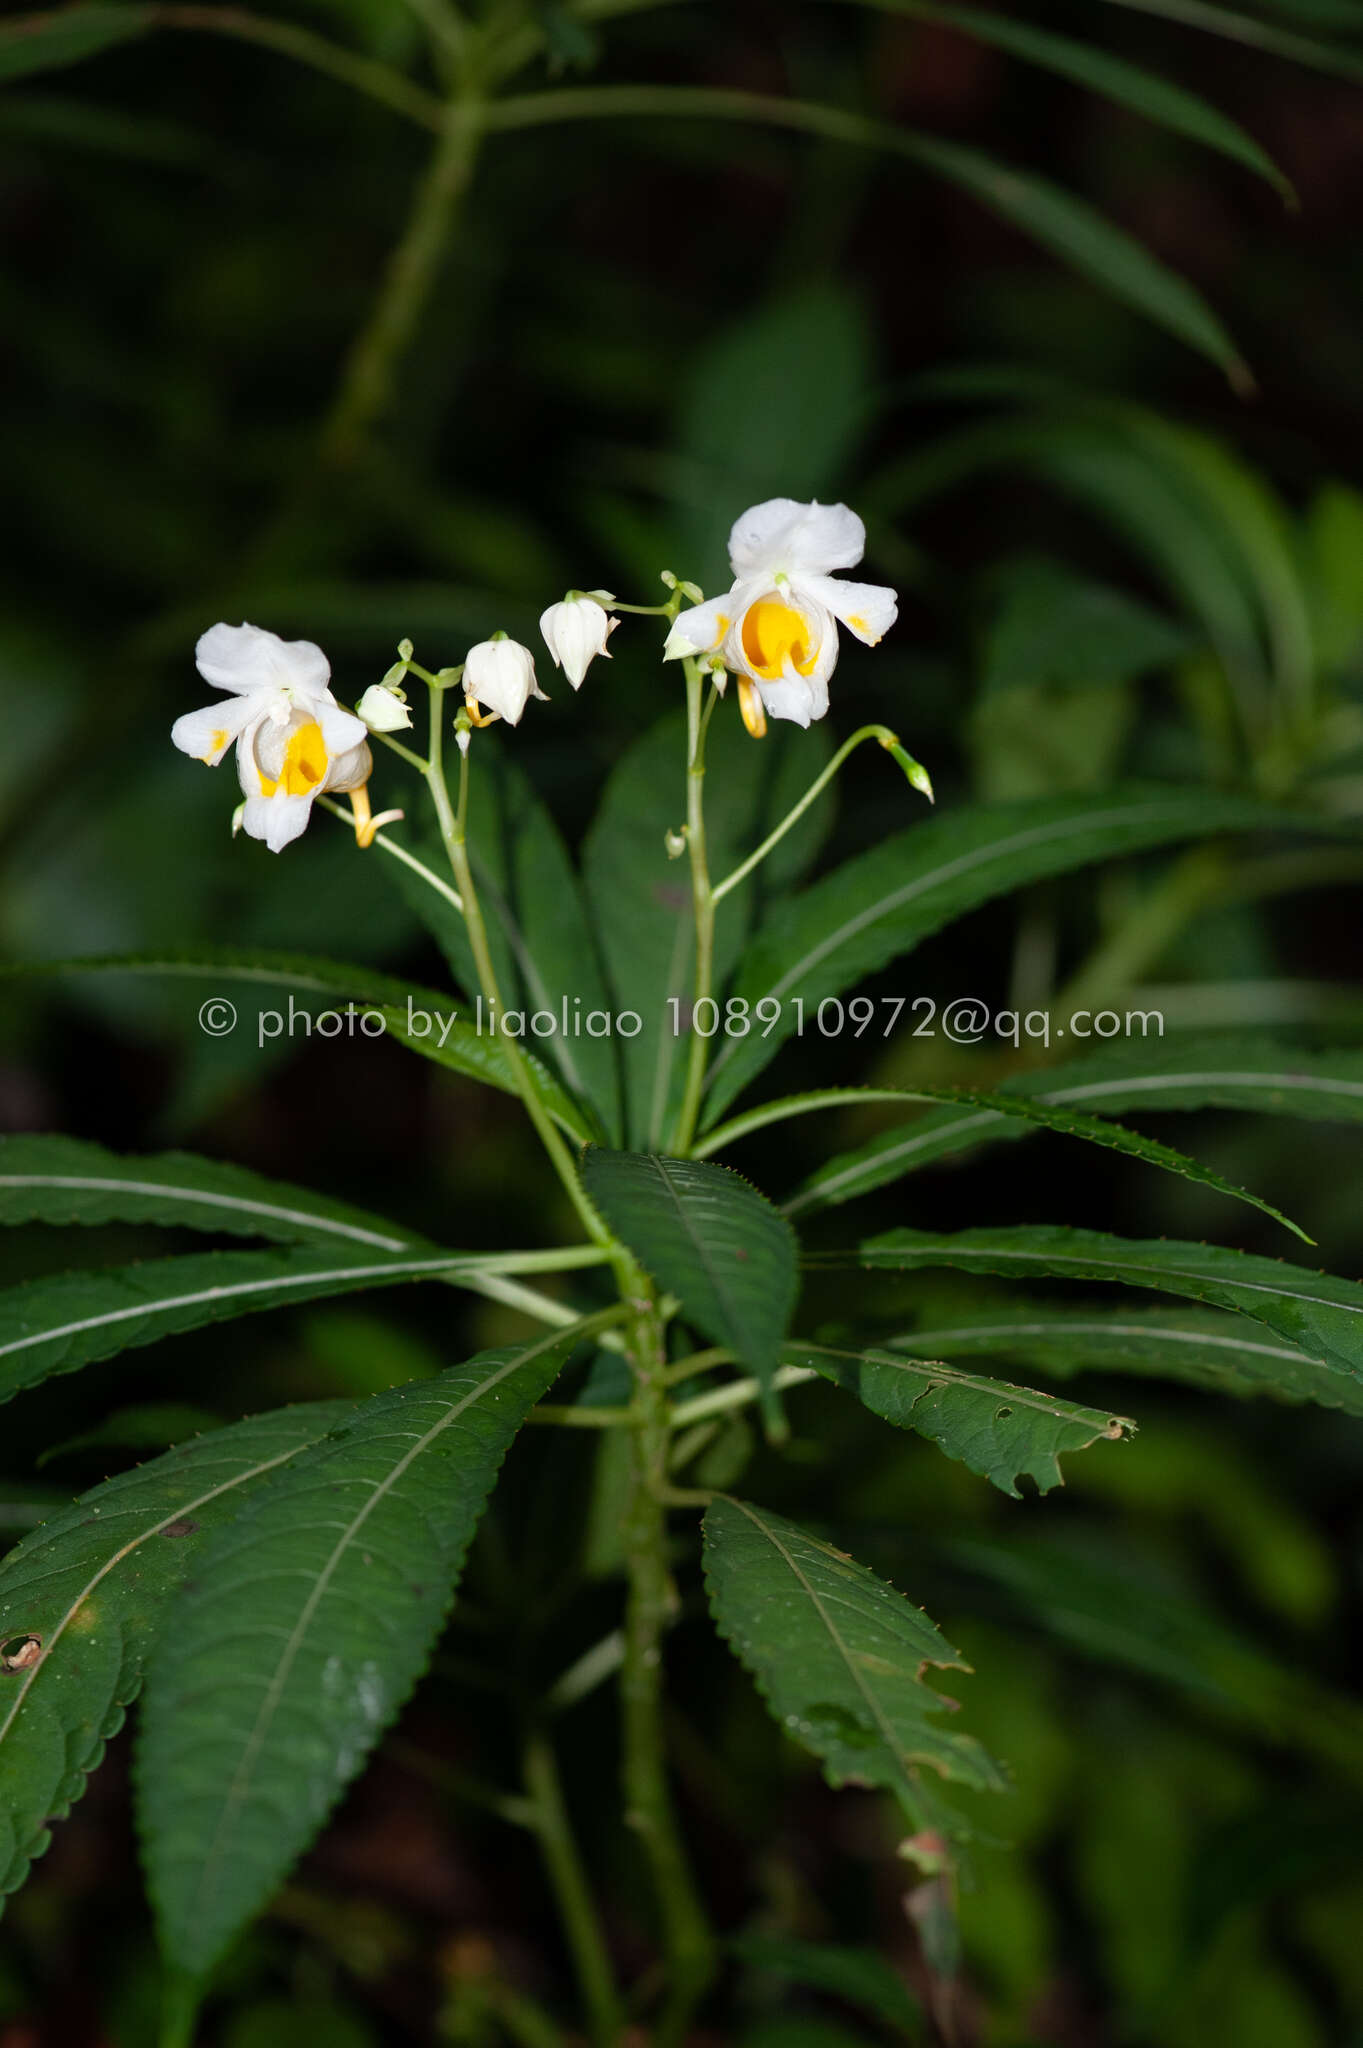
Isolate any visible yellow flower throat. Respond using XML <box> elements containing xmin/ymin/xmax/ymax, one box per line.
<box><xmin>260</xmin><ymin>720</ymin><xmax>327</xmax><ymax>798</ymax></box>
<box><xmin>741</xmin><ymin>599</ymin><xmax>818</xmax><ymax>681</ymax></box>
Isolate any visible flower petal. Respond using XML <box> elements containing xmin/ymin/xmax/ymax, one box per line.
<box><xmin>317</xmin><ymin>702</ymin><xmax>369</xmax><ymax>756</ymax></box>
<box><xmin>240</xmin><ymin>791</ymin><xmax>316</xmax><ymax>853</ymax></box>
<box><xmin>195</xmin><ymin>622</ymin><xmax>331</xmax><ymax>697</ymax></box>
<box><xmin>170</xmin><ymin>698</ymin><xmax>255</xmax><ymax>766</ymax></box>
<box><xmin>664</xmin><ymin>592</ymin><xmax>738</xmax><ymax>663</ymax></box>
<box><xmin>728</xmin><ymin>499</ymin><xmax>866</xmax><ymax>579</ymax></box>
<box><xmin>324</xmin><ymin>740</ymin><xmax>373</xmax><ymax>793</ymax></box>
<box><xmin>753</xmin><ymin>673</ymin><xmax>829</xmax><ymax>727</ymax></box>
<box><xmin>796</xmin><ymin>573</ymin><xmax>898</xmax><ymax>647</ymax></box>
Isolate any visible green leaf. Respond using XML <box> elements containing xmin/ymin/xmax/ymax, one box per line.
<box><xmin>583</xmin><ymin>710</ymin><xmax>831</xmax><ymax>1148</ymax></box>
<box><xmin>384</xmin><ymin>753</ymin><xmax>619</xmax><ymax>1139</ymax></box>
<box><xmin>887</xmin><ymin>1292</ymin><xmax>1338</xmax><ymax>1405</ymax></box>
<box><xmin>978</xmin><ymin>555</ymin><xmax>1192</xmax><ymax>697</ymax></box>
<box><xmin>1099</xmin><ymin>0</ymin><xmax>1363</xmax><ymax>83</ymax></box>
<box><xmin>0</xmin><ymin>5</ymin><xmax>151</xmax><ymax>84</ymax></box>
<box><xmin>38</xmin><ymin>1402</ymin><xmax>226</xmax><ymax>1468</ymax></box>
<box><xmin>0</xmin><ymin>1399</ymin><xmax>353</xmax><ymax>1905</ymax></box>
<box><xmin>789</xmin><ymin>1342</ymin><xmax>1133</xmax><ymax>1497</ymax></box>
<box><xmin>857</xmin><ymin>1227</ymin><xmax>1363</xmax><ymax>1411</ymax></box>
<box><xmin>374</xmin><ymin>1001</ymin><xmax>593</xmax><ymax>1143</ymax></box>
<box><xmin>848</xmin><ymin>0</ymin><xmax>1294</xmax><ymax>200</ymax></box>
<box><xmin>702</xmin><ymin>1497</ymin><xmax>1007</xmax><ymax>1843</ymax></box>
<box><xmin>702</xmin><ymin>786</ymin><xmax>1311</xmax><ymax>1122</ymax></box>
<box><xmin>0</xmin><ymin>1134</ymin><xmax>422</xmax><ymax>1251</ymax></box>
<box><xmin>787</xmin><ymin>1039</ymin><xmax>1363</xmax><ymax>1213</ymax></box>
<box><xmin>137</xmin><ymin>1328</ymin><xmax>579</xmax><ymax>1977</ymax></box>
<box><xmin>0</xmin><ymin>1243</ymin><xmax>479</xmax><ymax>1407</ymax></box>
<box><xmin>732</xmin><ymin>1933</ymin><xmax>921</xmax><ymax>2038</ymax></box>
<box><xmin>581</xmin><ymin>1150</ymin><xmax>797</xmax><ymax>1428</ymax></box>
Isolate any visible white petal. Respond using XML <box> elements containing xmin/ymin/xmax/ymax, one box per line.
<box><xmin>540</xmin><ymin>598</ymin><xmax>616</xmax><ymax>690</ymax></box>
<box><xmin>664</xmin><ymin>586</ymin><xmax>751</xmax><ymax>663</ymax></box>
<box><xmin>728</xmin><ymin>499</ymin><xmax>866</xmax><ymax>579</ymax></box>
<box><xmin>723</xmin><ymin>590</ymin><xmax>832</xmax><ymax>687</ymax></box>
<box><xmin>464</xmin><ymin>638</ymin><xmax>543</xmax><ymax>725</ymax></box>
<box><xmin>317</xmin><ymin>702</ymin><xmax>369</xmax><ymax>756</ymax></box>
<box><xmin>795</xmin><ymin>573</ymin><xmax>898</xmax><ymax>647</ymax></box>
<box><xmin>195</xmin><ymin>621</ymin><xmax>331</xmax><ymax>697</ymax></box>
<box><xmin>324</xmin><ymin>740</ymin><xmax>373</xmax><ymax>793</ymax></box>
<box><xmin>355</xmin><ymin>685</ymin><xmax>413</xmax><ymax>732</ymax></box>
<box><xmin>240</xmin><ymin>792</ymin><xmax>316</xmax><ymax>853</ymax></box>
<box><xmin>170</xmin><ymin>697</ymin><xmax>254</xmax><ymax>766</ymax></box>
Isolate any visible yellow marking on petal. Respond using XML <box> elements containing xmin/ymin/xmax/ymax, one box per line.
<box><xmin>737</xmin><ymin>677</ymin><xmax>767</xmax><ymax>739</ymax></box>
<box><xmin>847</xmin><ymin>615</ymin><xmax>868</xmax><ymax>636</ymax></box>
<box><xmin>259</xmin><ymin>719</ymin><xmax>328</xmax><ymax>798</ymax></box>
<box><xmin>740</xmin><ymin>599</ymin><xmax>818</xmax><ymax>681</ymax></box>
<box><xmin>710</xmin><ymin>613</ymin><xmax>729</xmax><ymax>648</ymax></box>
<box><xmin>202</xmin><ymin>728</ymin><xmax>229</xmax><ymax>761</ymax></box>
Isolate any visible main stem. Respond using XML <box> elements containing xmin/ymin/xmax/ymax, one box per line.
<box><xmin>672</xmin><ymin>658</ymin><xmax>715</xmax><ymax>1156</ymax></box>
<box><xmin>524</xmin><ymin>1725</ymin><xmax>626</xmax><ymax>2048</ymax></box>
<box><xmin>622</xmin><ymin>1303</ymin><xmax>716</xmax><ymax>2046</ymax></box>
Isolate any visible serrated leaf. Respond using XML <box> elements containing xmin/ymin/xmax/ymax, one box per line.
<box><xmin>787</xmin><ymin>1039</ymin><xmax>1363</xmax><ymax>1213</ymax></box>
<box><xmin>702</xmin><ymin>1497</ymin><xmax>1006</xmax><ymax>1843</ymax></box>
<box><xmin>0</xmin><ymin>1134</ymin><xmax>420</xmax><ymax>1251</ymax></box>
<box><xmin>581</xmin><ymin>1150</ymin><xmax>797</xmax><ymax>1425</ymax></box>
<box><xmin>382</xmin><ymin>753</ymin><xmax>619</xmax><ymax>1139</ymax></box>
<box><xmin>887</xmin><ymin>1293</ymin><xmax>1335</xmax><ymax>1405</ymax></box>
<box><xmin>857</xmin><ymin>1227</ymin><xmax>1363</xmax><ymax>1410</ymax></box>
<box><xmin>790</xmin><ymin>1341</ymin><xmax>1132</xmax><ymax>1496</ymax></box>
<box><xmin>583</xmin><ymin>710</ymin><xmax>831</xmax><ymax>1149</ymax></box>
<box><xmin>702</xmin><ymin>786</ymin><xmax>1315</xmax><ymax>1122</ymax></box>
<box><xmin>0</xmin><ymin>5</ymin><xmax>151</xmax><ymax>84</ymax></box>
<box><xmin>137</xmin><ymin>1327</ymin><xmax>580</xmax><ymax>1977</ymax></box>
<box><xmin>0</xmin><ymin>1400</ymin><xmax>353</xmax><ymax>1905</ymax></box>
<box><xmin>374</xmin><ymin>1001</ymin><xmax>592</xmax><ymax>1142</ymax></box>
<box><xmin>0</xmin><ymin>1244</ymin><xmax>480</xmax><ymax>1407</ymax></box>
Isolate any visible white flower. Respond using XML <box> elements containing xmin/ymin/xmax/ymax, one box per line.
<box><xmin>356</xmin><ymin>683</ymin><xmax>413</xmax><ymax>733</ymax></box>
<box><xmin>463</xmin><ymin>635</ymin><xmax>547</xmax><ymax>727</ymax></box>
<box><xmin>172</xmin><ymin>621</ymin><xmax>372</xmax><ymax>853</ymax></box>
<box><xmin>540</xmin><ymin>594</ymin><xmax>618</xmax><ymax>690</ymax></box>
<box><xmin>664</xmin><ymin>498</ymin><xmax>898</xmax><ymax>734</ymax></box>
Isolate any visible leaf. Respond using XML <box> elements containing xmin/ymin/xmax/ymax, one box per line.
<box><xmin>732</xmin><ymin>1933</ymin><xmax>921</xmax><ymax>2038</ymax></box>
<box><xmin>1099</xmin><ymin>0</ymin><xmax>1363</xmax><ymax>83</ymax></box>
<box><xmin>0</xmin><ymin>1399</ymin><xmax>353</xmax><ymax>1905</ymax></box>
<box><xmin>137</xmin><ymin>1328</ymin><xmax>579</xmax><ymax>1977</ymax></box>
<box><xmin>0</xmin><ymin>1134</ymin><xmax>422</xmax><ymax>1251</ymax></box>
<box><xmin>383</xmin><ymin>753</ymin><xmax>620</xmax><ymax>1139</ymax></box>
<box><xmin>0</xmin><ymin>1243</ymin><xmax>480</xmax><ymax>1407</ymax></box>
<box><xmin>789</xmin><ymin>1341</ymin><xmax>1133</xmax><ymax>1497</ymax></box>
<box><xmin>702</xmin><ymin>1497</ymin><xmax>1007</xmax><ymax>1844</ymax></box>
<box><xmin>375</xmin><ymin>1001</ymin><xmax>593</xmax><ymax>1143</ymax></box>
<box><xmin>978</xmin><ymin>555</ymin><xmax>1192</xmax><ymax>698</ymax></box>
<box><xmin>490</xmin><ymin>87</ymin><xmax>1249</xmax><ymax>380</ymax></box>
<box><xmin>857</xmin><ymin>1227</ymin><xmax>1363</xmax><ymax>1411</ymax></box>
<box><xmin>0</xmin><ymin>5</ymin><xmax>150</xmax><ymax>84</ymax></box>
<box><xmin>787</xmin><ymin>1039</ymin><xmax>1363</xmax><ymax>1213</ymax></box>
<box><xmin>887</xmin><ymin>1292</ymin><xmax>1338</xmax><ymax>1405</ymax></box>
<box><xmin>850</xmin><ymin>0</ymin><xmax>1294</xmax><ymax>200</ymax></box>
<box><xmin>583</xmin><ymin>710</ymin><xmax>831</xmax><ymax>1148</ymax></box>
<box><xmin>702</xmin><ymin>785</ymin><xmax>1311</xmax><ymax>1122</ymax></box>
<box><xmin>581</xmin><ymin>1150</ymin><xmax>797</xmax><ymax>1427</ymax></box>
<box><xmin>38</xmin><ymin>1402</ymin><xmax>226</xmax><ymax>1468</ymax></box>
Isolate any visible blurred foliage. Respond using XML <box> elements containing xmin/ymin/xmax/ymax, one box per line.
<box><xmin>2</xmin><ymin>0</ymin><xmax>1363</xmax><ymax>2043</ymax></box>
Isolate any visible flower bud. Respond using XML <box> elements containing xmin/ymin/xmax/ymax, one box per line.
<box><xmin>463</xmin><ymin>636</ymin><xmax>547</xmax><ymax>726</ymax></box>
<box><xmin>356</xmin><ymin>684</ymin><xmax>413</xmax><ymax>733</ymax></box>
<box><xmin>539</xmin><ymin>594</ymin><xmax>617</xmax><ymax>691</ymax></box>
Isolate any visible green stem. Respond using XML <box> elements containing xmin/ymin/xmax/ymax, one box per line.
<box><xmin>158</xmin><ymin>1974</ymin><xmax>202</xmax><ymax>2048</ymax></box>
<box><xmin>152</xmin><ymin>5</ymin><xmax>444</xmax><ymax>128</ymax></box>
<box><xmin>671</xmin><ymin>657</ymin><xmax>716</xmax><ymax>1157</ymax></box>
<box><xmin>620</xmin><ymin>1304</ymin><xmax>716</xmax><ymax>2045</ymax></box>
<box><xmin>426</xmin><ymin>691</ymin><xmax>614</xmax><ymax>1252</ymax></box>
<box><xmin>711</xmin><ymin>724</ymin><xmax>916</xmax><ymax>905</ymax></box>
<box><xmin>321</xmin><ymin>100</ymin><xmax>481</xmax><ymax>465</ymax></box>
<box><xmin>671</xmin><ymin>1363</ymin><xmax>817</xmax><ymax>1429</ymax></box>
<box><xmin>316</xmin><ymin>794</ymin><xmax>464</xmax><ymax>912</ymax></box>
<box><xmin>524</xmin><ymin>1725</ymin><xmax>627</xmax><ymax>2047</ymax></box>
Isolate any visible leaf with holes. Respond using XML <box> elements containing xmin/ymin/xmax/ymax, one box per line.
<box><xmin>0</xmin><ymin>1134</ymin><xmax>422</xmax><ymax>1251</ymax></box>
<box><xmin>789</xmin><ymin>1342</ymin><xmax>1133</xmax><ymax>1496</ymax></box>
<box><xmin>0</xmin><ymin>1400</ymin><xmax>353</xmax><ymax>1908</ymax></box>
<box><xmin>137</xmin><ymin>1326</ymin><xmax>580</xmax><ymax>1978</ymax></box>
<box><xmin>857</xmin><ymin>1227</ymin><xmax>1363</xmax><ymax>1411</ymax></box>
<box><xmin>0</xmin><ymin>1244</ymin><xmax>482</xmax><ymax>1407</ymax></box>
<box><xmin>580</xmin><ymin>1149</ymin><xmax>798</xmax><ymax>1428</ymax></box>
<box><xmin>702</xmin><ymin>1497</ymin><xmax>1006</xmax><ymax>1845</ymax></box>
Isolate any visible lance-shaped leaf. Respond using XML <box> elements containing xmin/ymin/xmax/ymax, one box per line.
<box><xmin>0</xmin><ymin>1134</ymin><xmax>421</xmax><ymax>1251</ymax></box>
<box><xmin>702</xmin><ymin>787</ymin><xmax>1309</xmax><ymax>1121</ymax></box>
<box><xmin>856</xmin><ymin>1227</ymin><xmax>1363</xmax><ymax>1411</ymax></box>
<box><xmin>789</xmin><ymin>1341</ymin><xmax>1133</xmax><ymax>1497</ymax></box>
<box><xmin>0</xmin><ymin>4</ymin><xmax>151</xmax><ymax>84</ymax></box>
<box><xmin>887</xmin><ymin>1294</ymin><xmax>1335</xmax><ymax>1405</ymax></box>
<box><xmin>581</xmin><ymin>1149</ymin><xmax>797</xmax><ymax>1426</ymax></box>
<box><xmin>0</xmin><ymin>1400</ymin><xmax>353</xmax><ymax>1906</ymax></box>
<box><xmin>787</xmin><ymin>1040</ymin><xmax>1363</xmax><ymax>1213</ymax></box>
<box><xmin>137</xmin><ymin>1327</ymin><xmax>580</xmax><ymax>1978</ymax></box>
<box><xmin>702</xmin><ymin>1497</ymin><xmax>1006</xmax><ymax>1844</ymax></box>
<box><xmin>0</xmin><ymin>1244</ymin><xmax>485</xmax><ymax>1407</ymax></box>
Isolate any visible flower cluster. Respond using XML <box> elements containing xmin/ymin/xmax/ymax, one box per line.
<box><xmin>172</xmin><ymin>499</ymin><xmax>898</xmax><ymax>850</ymax></box>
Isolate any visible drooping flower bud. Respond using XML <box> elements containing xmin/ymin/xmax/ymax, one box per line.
<box><xmin>539</xmin><ymin>594</ymin><xmax>618</xmax><ymax>691</ymax></box>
